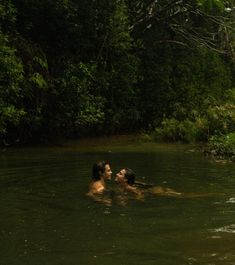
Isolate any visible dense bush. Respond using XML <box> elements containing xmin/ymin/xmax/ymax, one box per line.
<box><xmin>0</xmin><ymin>34</ymin><xmax>25</xmax><ymax>140</ymax></box>
<box><xmin>154</xmin><ymin>93</ymin><xmax>235</xmax><ymax>143</ymax></box>
<box><xmin>55</xmin><ymin>62</ymin><xmax>105</xmax><ymax>136</ymax></box>
<box><xmin>208</xmin><ymin>133</ymin><xmax>235</xmax><ymax>158</ymax></box>
<box><xmin>153</xmin><ymin>118</ymin><xmax>207</xmax><ymax>143</ymax></box>
<box><xmin>0</xmin><ymin>0</ymin><xmax>235</xmax><ymax>144</ymax></box>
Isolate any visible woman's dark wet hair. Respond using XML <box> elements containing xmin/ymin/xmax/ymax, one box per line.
<box><xmin>92</xmin><ymin>161</ymin><xmax>109</xmax><ymax>181</ymax></box>
<box><xmin>124</xmin><ymin>168</ymin><xmax>136</xmax><ymax>186</ymax></box>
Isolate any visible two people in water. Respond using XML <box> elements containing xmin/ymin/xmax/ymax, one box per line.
<box><xmin>87</xmin><ymin>161</ymin><xmax>181</xmax><ymax>201</ymax></box>
<box><xmin>87</xmin><ymin>161</ymin><xmax>137</xmax><ymax>195</ymax></box>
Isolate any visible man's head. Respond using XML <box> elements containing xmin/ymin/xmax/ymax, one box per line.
<box><xmin>92</xmin><ymin>161</ymin><xmax>112</xmax><ymax>181</ymax></box>
<box><xmin>115</xmin><ymin>168</ymin><xmax>135</xmax><ymax>186</ymax></box>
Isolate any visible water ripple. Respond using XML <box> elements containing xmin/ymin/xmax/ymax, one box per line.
<box><xmin>210</xmin><ymin>224</ymin><xmax>235</xmax><ymax>234</ymax></box>
<box><xmin>226</xmin><ymin>198</ymin><xmax>235</xmax><ymax>203</ymax></box>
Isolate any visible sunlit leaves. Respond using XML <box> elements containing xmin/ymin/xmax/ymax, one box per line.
<box><xmin>0</xmin><ymin>34</ymin><xmax>25</xmax><ymax>138</ymax></box>
<box><xmin>197</xmin><ymin>0</ymin><xmax>224</xmax><ymax>14</ymax></box>
<box><xmin>58</xmin><ymin>62</ymin><xmax>105</xmax><ymax>131</ymax></box>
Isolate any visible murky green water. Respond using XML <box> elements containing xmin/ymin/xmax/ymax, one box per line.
<box><xmin>1</xmin><ymin>136</ymin><xmax>235</xmax><ymax>265</ymax></box>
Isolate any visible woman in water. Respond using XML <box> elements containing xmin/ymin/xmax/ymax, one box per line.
<box><xmin>115</xmin><ymin>167</ymin><xmax>181</xmax><ymax>197</ymax></box>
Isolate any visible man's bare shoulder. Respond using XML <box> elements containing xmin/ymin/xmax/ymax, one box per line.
<box><xmin>89</xmin><ymin>181</ymin><xmax>105</xmax><ymax>194</ymax></box>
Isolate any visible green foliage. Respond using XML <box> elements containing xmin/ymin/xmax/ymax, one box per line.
<box><xmin>170</xmin><ymin>48</ymin><xmax>232</xmax><ymax>117</ymax></box>
<box><xmin>0</xmin><ymin>37</ymin><xmax>23</xmax><ymax>94</ymax></box>
<box><xmin>0</xmin><ymin>105</ymin><xmax>25</xmax><ymax>135</ymax></box>
<box><xmin>207</xmin><ymin>103</ymin><xmax>235</xmax><ymax>135</ymax></box>
<box><xmin>89</xmin><ymin>0</ymin><xmax>141</xmax><ymax>131</ymax></box>
<box><xmin>8</xmin><ymin>37</ymin><xmax>52</xmax><ymax>142</ymax></box>
<box><xmin>29</xmin><ymin>72</ymin><xmax>48</xmax><ymax>89</ymax></box>
<box><xmin>56</xmin><ymin>62</ymin><xmax>105</xmax><ymax>134</ymax></box>
<box><xmin>0</xmin><ymin>0</ymin><xmax>235</xmax><ymax>144</ymax></box>
<box><xmin>154</xmin><ymin>88</ymin><xmax>235</xmax><ymax>143</ymax></box>
<box><xmin>0</xmin><ymin>1</ymin><xmax>16</xmax><ymax>33</ymax></box>
<box><xmin>153</xmin><ymin>118</ymin><xmax>203</xmax><ymax>143</ymax></box>
<box><xmin>197</xmin><ymin>0</ymin><xmax>224</xmax><ymax>14</ymax></box>
<box><xmin>0</xmin><ymin>33</ymin><xmax>25</xmax><ymax>139</ymax></box>
<box><xmin>138</xmin><ymin>133</ymin><xmax>153</xmax><ymax>142</ymax></box>
<box><xmin>208</xmin><ymin>133</ymin><xmax>235</xmax><ymax>158</ymax></box>
<box><xmin>140</xmin><ymin>46</ymin><xmax>232</xmax><ymax>128</ymax></box>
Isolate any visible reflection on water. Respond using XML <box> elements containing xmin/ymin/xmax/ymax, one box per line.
<box><xmin>226</xmin><ymin>198</ymin><xmax>235</xmax><ymax>204</ymax></box>
<box><xmin>211</xmin><ymin>224</ymin><xmax>235</xmax><ymax>234</ymax></box>
<box><xmin>0</xmin><ymin>137</ymin><xmax>235</xmax><ymax>265</ymax></box>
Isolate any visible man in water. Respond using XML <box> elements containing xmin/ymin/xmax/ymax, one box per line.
<box><xmin>88</xmin><ymin>161</ymin><xmax>112</xmax><ymax>195</ymax></box>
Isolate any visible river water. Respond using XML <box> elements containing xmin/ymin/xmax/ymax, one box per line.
<box><xmin>0</xmin><ymin>137</ymin><xmax>235</xmax><ymax>265</ymax></box>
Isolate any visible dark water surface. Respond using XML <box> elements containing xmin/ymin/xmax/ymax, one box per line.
<box><xmin>1</xmin><ymin>137</ymin><xmax>235</xmax><ymax>265</ymax></box>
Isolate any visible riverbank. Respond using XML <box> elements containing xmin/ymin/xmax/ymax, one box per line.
<box><xmin>1</xmin><ymin>132</ymin><xmax>234</xmax><ymax>162</ymax></box>
<box><xmin>1</xmin><ymin>137</ymin><xmax>235</xmax><ymax>265</ymax></box>
<box><xmin>139</xmin><ymin>132</ymin><xmax>235</xmax><ymax>162</ymax></box>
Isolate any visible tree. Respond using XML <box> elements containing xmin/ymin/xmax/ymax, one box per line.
<box><xmin>0</xmin><ymin>34</ymin><xmax>25</xmax><ymax>142</ymax></box>
<box><xmin>127</xmin><ymin>0</ymin><xmax>235</xmax><ymax>60</ymax></box>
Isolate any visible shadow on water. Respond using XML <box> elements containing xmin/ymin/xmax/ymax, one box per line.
<box><xmin>1</xmin><ymin>137</ymin><xmax>235</xmax><ymax>265</ymax></box>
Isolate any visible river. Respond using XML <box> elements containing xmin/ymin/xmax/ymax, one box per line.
<box><xmin>0</xmin><ymin>136</ymin><xmax>235</xmax><ymax>265</ymax></box>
